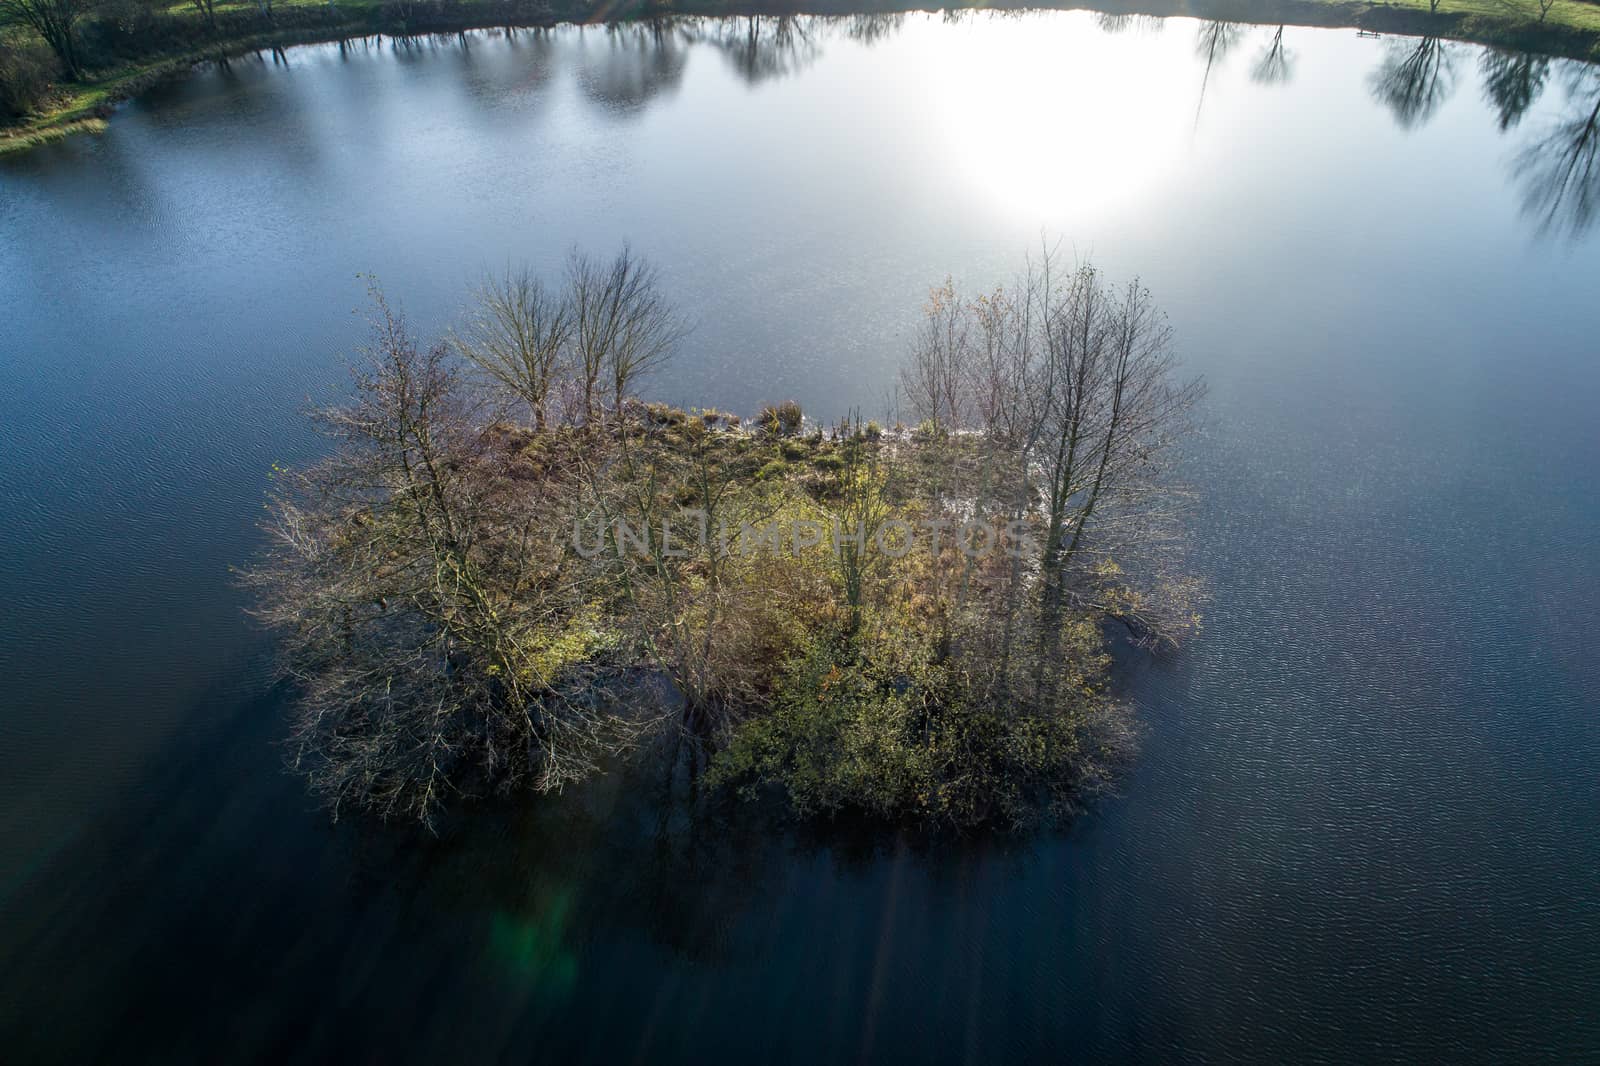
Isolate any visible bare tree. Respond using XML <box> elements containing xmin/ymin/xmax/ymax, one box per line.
<box><xmin>0</xmin><ymin>0</ymin><xmax>91</xmax><ymax>80</ymax></box>
<box><xmin>454</xmin><ymin>266</ymin><xmax>572</xmax><ymax>431</ymax></box>
<box><xmin>1028</xmin><ymin>265</ymin><xmax>1202</xmax><ymax>656</ymax></box>
<box><xmin>894</xmin><ymin>246</ymin><xmax>1202</xmax><ymax>687</ymax></box>
<box><xmin>1515</xmin><ymin>0</ymin><xmax>1562</xmax><ymax>23</ymax></box>
<box><xmin>246</xmin><ymin>286</ymin><xmax>636</xmax><ymax>825</ymax></box>
<box><xmin>191</xmin><ymin>0</ymin><xmax>218</xmax><ymax>36</ymax></box>
<box><xmin>907</xmin><ymin>247</ymin><xmax>1202</xmax><ymax>654</ymax></box>
<box><xmin>958</xmin><ymin>255</ymin><xmax>1055</xmax><ymax>676</ymax></box>
<box><xmin>901</xmin><ymin>277</ymin><xmax>972</xmax><ymax>435</ymax></box>
<box><xmin>572</xmin><ymin>411</ymin><xmax>800</xmax><ymax>739</ymax></box>
<box><xmin>568</xmin><ymin>247</ymin><xmax>686</xmax><ymax>422</ymax></box>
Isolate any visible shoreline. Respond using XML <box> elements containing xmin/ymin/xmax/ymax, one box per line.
<box><xmin>4</xmin><ymin>0</ymin><xmax>1599</xmax><ymax>157</ymax></box>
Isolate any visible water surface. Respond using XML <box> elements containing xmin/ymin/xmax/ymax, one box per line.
<box><xmin>3</xmin><ymin>13</ymin><xmax>1599</xmax><ymax>1063</ymax></box>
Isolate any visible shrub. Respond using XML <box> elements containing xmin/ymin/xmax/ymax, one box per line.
<box><xmin>708</xmin><ymin>618</ymin><xmax>1125</xmax><ymax>829</ymax></box>
<box><xmin>759</xmin><ymin>399</ymin><xmax>803</xmax><ymax>437</ymax></box>
<box><xmin>811</xmin><ymin>451</ymin><xmax>845</xmax><ymax>474</ymax></box>
<box><xmin>0</xmin><ymin>40</ymin><xmax>59</xmax><ymax>121</ymax></box>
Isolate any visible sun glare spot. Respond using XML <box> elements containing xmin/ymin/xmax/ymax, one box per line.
<box><xmin>920</xmin><ymin>17</ymin><xmax>1194</xmax><ymax>222</ymax></box>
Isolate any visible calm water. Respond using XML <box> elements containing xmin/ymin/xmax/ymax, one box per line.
<box><xmin>3</xmin><ymin>12</ymin><xmax>1599</xmax><ymax>1062</ymax></box>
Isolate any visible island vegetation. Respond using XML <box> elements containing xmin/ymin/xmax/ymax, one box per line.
<box><xmin>244</xmin><ymin>247</ymin><xmax>1203</xmax><ymax>830</ymax></box>
<box><xmin>4</xmin><ymin>0</ymin><xmax>1600</xmax><ymax>153</ymax></box>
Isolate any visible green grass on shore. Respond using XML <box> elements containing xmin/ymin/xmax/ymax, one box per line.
<box><xmin>4</xmin><ymin>0</ymin><xmax>1599</xmax><ymax>156</ymax></box>
<box><xmin>1370</xmin><ymin>0</ymin><xmax>1600</xmax><ymax>34</ymax></box>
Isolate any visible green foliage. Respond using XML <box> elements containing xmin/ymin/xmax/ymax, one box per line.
<box><xmin>707</xmin><ymin>615</ymin><xmax>1120</xmax><ymax>830</ymax></box>
<box><xmin>754</xmin><ymin>458</ymin><xmax>789</xmax><ymax>481</ymax></box>
<box><xmin>810</xmin><ymin>450</ymin><xmax>845</xmax><ymax>474</ymax></box>
<box><xmin>525</xmin><ymin>603</ymin><xmax>617</xmax><ymax>685</ymax></box>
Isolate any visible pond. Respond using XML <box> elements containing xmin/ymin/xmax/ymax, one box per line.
<box><xmin>2</xmin><ymin>11</ymin><xmax>1598</xmax><ymax>1062</ymax></box>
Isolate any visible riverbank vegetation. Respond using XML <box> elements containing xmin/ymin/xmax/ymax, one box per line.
<box><xmin>245</xmin><ymin>247</ymin><xmax>1202</xmax><ymax>830</ymax></box>
<box><xmin>4</xmin><ymin>0</ymin><xmax>1600</xmax><ymax>153</ymax></box>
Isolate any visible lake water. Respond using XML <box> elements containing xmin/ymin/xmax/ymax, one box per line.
<box><xmin>3</xmin><ymin>11</ymin><xmax>1599</xmax><ymax>1062</ymax></box>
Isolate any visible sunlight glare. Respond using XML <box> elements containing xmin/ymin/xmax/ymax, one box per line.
<box><xmin>920</xmin><ymin>16</ymin><xmax>1196</xmax><ymax>224</ymax></box>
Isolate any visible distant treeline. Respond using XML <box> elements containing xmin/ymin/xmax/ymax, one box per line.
<box><xmin>5</xmin><ymin>0</ymin><xmax>1599</xmax><ymax>138</ymax></box>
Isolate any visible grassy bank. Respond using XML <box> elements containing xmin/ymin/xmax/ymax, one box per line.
<box><xmin>4</xmin><ymin>0</ymin><xmax>1599</xmax><ymax>155</ymax></box>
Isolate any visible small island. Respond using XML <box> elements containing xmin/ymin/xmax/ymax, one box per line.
<box><xmin>247</xmin><ymin>247</ymin><xmax>1203</xmax><ymax>829</ymax></box>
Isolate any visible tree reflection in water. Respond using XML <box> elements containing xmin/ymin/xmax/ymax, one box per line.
<box><xmin>1481</xmin><ymin>47</ymin><xmax>1552</xmax><ymax>131</ymax></box>
<box><xmin>1252</xmin><ymin>26</ymin><xmax>1294</xmax><ymax>87</ymax></box>
<box><xmin>834</xmin><ymin>12</ymin><xmax>906</xmax><ymax>47</ymax></box>
<box><xmin>1193</xmin><ymin>20</ymin><xmax>1244</xmax><ymax>128</ymax></box>
<box><xmin>1370</xmin><ymin>36</ymin><xmax>1458</xmax><ymax>129</ymax></box>
<box><xmin>1094</xmin><ymin>11</ymin><xmax>1166</xmax><ymax>34</ymax></box>
<box><xmin>573</xmin><ymin>19</ymin><xmax>690</xmax><ymax>115</ymax></box>
<box><xmin>344</xmin><ymin>728</ymin><xmax>786</xmax><ymax>970</ymax></box>
<box><xmin>1515</xmin><ymin>63</ymin><xmax>1600</xmax><ymax>236</ymax></box>
<box><xmin>697</xmin><ymin>15</ymin><xmax>822</xmax><ymax>86</ymax></box>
